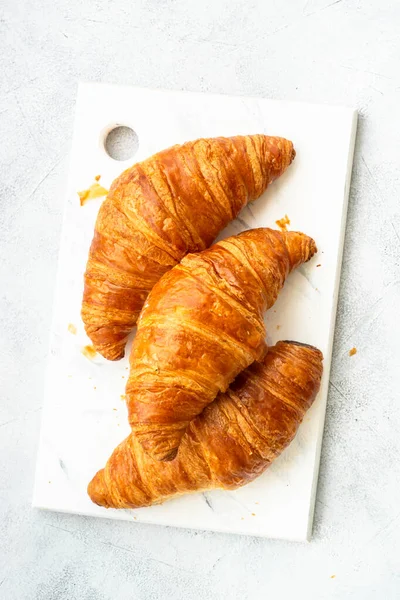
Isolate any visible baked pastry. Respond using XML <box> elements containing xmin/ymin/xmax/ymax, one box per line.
<box><xmin>82</xmin><ymin>135</ymin><xmax>295</xmax><ymax>360</ymax></box>
<box><xmin>88</xmin><ymin>341</ymin><xmax>323</xmax><ymax>509</ymax></box>
<box><xmin>127</xmin><ymin>228</ymin><xmax>317</xmax><ymax>461</ymax></box>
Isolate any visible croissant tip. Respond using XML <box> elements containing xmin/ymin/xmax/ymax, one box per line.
<box><xmin>87</xmin><ymin>469</ymin><xmax>110</xmax><ymax>508</ymax></box>
<box><xmin>100</xmin><ymin>346</ymin><xmax>126</xmax><ymax>361</ymax></box>
<box><xmin>309</xmin><ymin>238</ymin><xmax>318</xmax><ymax>259</ymax></box>
<box><xmin>280</xmin><ymin>139</ymin><xmax>295</xmax><ymax>169</ymax></box>
<box><xmin>105</xmin><ymin>346</ymin><xmax>126</xmax><ymax>361</ymax></box>
<box><xmin>280</xmin><ymin>340</ymin><xmax>319</xmax><ymax>351</ymax></box>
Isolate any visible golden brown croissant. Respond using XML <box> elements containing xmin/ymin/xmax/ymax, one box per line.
<box><xmin>127</xmin><ymin>228</ymin><xmax>317</xmax><ymax>461</ymax></box>
<box><xmin>88</xmin><ymin>341</ymin><xmax>323</xmax><ymax>509</ymax></box>
<box><xmin>82</xmin><ymin>135</ymin><xmax>295</xmax><ymax>361</ymax></box>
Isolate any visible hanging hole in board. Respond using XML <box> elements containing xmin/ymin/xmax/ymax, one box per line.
<box><xmin>104</xmin><ymin>126</ymin><xmax>139</xmax><ymax>161</ymax></box>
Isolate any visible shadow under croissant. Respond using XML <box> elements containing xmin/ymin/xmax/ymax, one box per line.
<box><xmin>88</xmin><ymin>341</ymin><xmax>323</xmax><ymax>510</ymax></box>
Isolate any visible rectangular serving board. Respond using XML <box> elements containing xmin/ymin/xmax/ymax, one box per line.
<box><xmin>33</xmin><ymin>83</ymin><xmax>357</xmax><ymax>541</ymax></box>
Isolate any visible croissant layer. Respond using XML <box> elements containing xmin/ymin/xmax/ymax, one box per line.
<box><xmin>88</xmin><ymin>341</ymin><xmax>323</xmax><ymax>509</ymax></box>
<box><xmin>82</xmin><ymin>135</ymin><xmax>295</xmax><ymax>360</ymax></box>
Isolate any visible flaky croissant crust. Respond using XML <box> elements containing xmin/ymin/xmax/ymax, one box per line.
<box><xmin>82</xmin><ymin>135</ymin><xmax>295</xmax><ymax>361</ymax></box>
<box><xmin>127</xmin><ymin>228</ymin><xmax>317</xmax><ymax>462</ymax></box>
<box><xmin>88</xmin><ymin>341</ymin><xmax>323</xmax><ymax>509</ymax></box>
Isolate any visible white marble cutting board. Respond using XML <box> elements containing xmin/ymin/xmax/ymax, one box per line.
<box><xmin>33</xmin><ymin>83</ymin><xmax>357</xmax><ymax>541</ymax></box>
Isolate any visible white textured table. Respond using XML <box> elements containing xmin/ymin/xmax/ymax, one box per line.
<box><xmin>1</xmin><ymin>0</ymin><xmax>399</xmax><ymax>598</ymax></box>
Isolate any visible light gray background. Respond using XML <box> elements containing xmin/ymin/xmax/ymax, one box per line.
<box><xmin>1</xmin><ymin>0</ymin><xmax>399</xmax><ymax>598</ymax></box>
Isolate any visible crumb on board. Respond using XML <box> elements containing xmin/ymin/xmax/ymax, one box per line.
<box><xmin>251</xmin><ymin>513</ymin><xmax>256</xmax><ymax>516</ymax></box>
<box><xmin>349</xmin><ymin>347</ymin><xmax>357</xmax><ymax>357</ymax></box>
<box><xmin>241</xmin><ymin>517</ymin><xmax>245</xmax><ymax>520</ymax></box>
<box><xmin>275</xmin><ymin>214</ymin><xmax>290</xmax><ymax>231</ymax></box>
<box><xmin>68</xmin><ymin>323</ymin><xmax>77</xmax><ymax>335</ymax></box>
<box><xmin>255</xmin><ymin>502</ymin><xmax>259</xmax><ymax>505</ymax></box>
<box><xmin>120</xmin><ymin>394</ymin><xmax>126</xmax><ymax>401</ymax></box>
<box><xmin>133</xmin><ymin>516</ymin><xmax>137</xmax><ymax>520</ymax></box>
<box><xmin>122</xmin><ymin>375</ymin><xmax>125</xmax><ymax>379</ymax></box>
<box><xmin>330</xmin><ymin>575</ymin><xmax>336</xmax><ymax>579</ymax></box>
<box><xmin>82</xmin><ymin>345</ymin><xmax>97</xmax><ymax>360</ymax></box>
<box><xmin>78</xmin><ymin>182</ymin><xmax>109</xmax><ymax>206</ymax></box>
<box><xmin>93</xmin><ymin>386</ymin><xmax>97</xmax><ymax>390</ymax></box>
<box><xmin>113</xmin><ymin>408</ymin><xmax>117</xmax><ymax>411</ymax></box>
<box><xmin>316</xmin><ymin>264</ymin><xmax>321</xmax><ymax>267</ymax></box>
<box><xmin>94</xmin><ymin>174</ymin><xmax>101</xmax><ymax>181</ymax></box>
<box><xmin>276</xmin><ymin>325</ymin><xmax>281</xmax><ymax>330</ymax></box>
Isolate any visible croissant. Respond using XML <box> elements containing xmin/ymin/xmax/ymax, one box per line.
<box><xmin>82</xmin><ymin>135</ymin><xmax>295</xmax><ymax>360</ymax></box>
<box><xmin>127</xmin><ymin>228</ymin><xmax>317</xmax><ymax>461</ymax></box>
<box><xmin>88</xmin><ymin>341</ymin><xmax>323</xmax><ymax>509</ymax></box>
